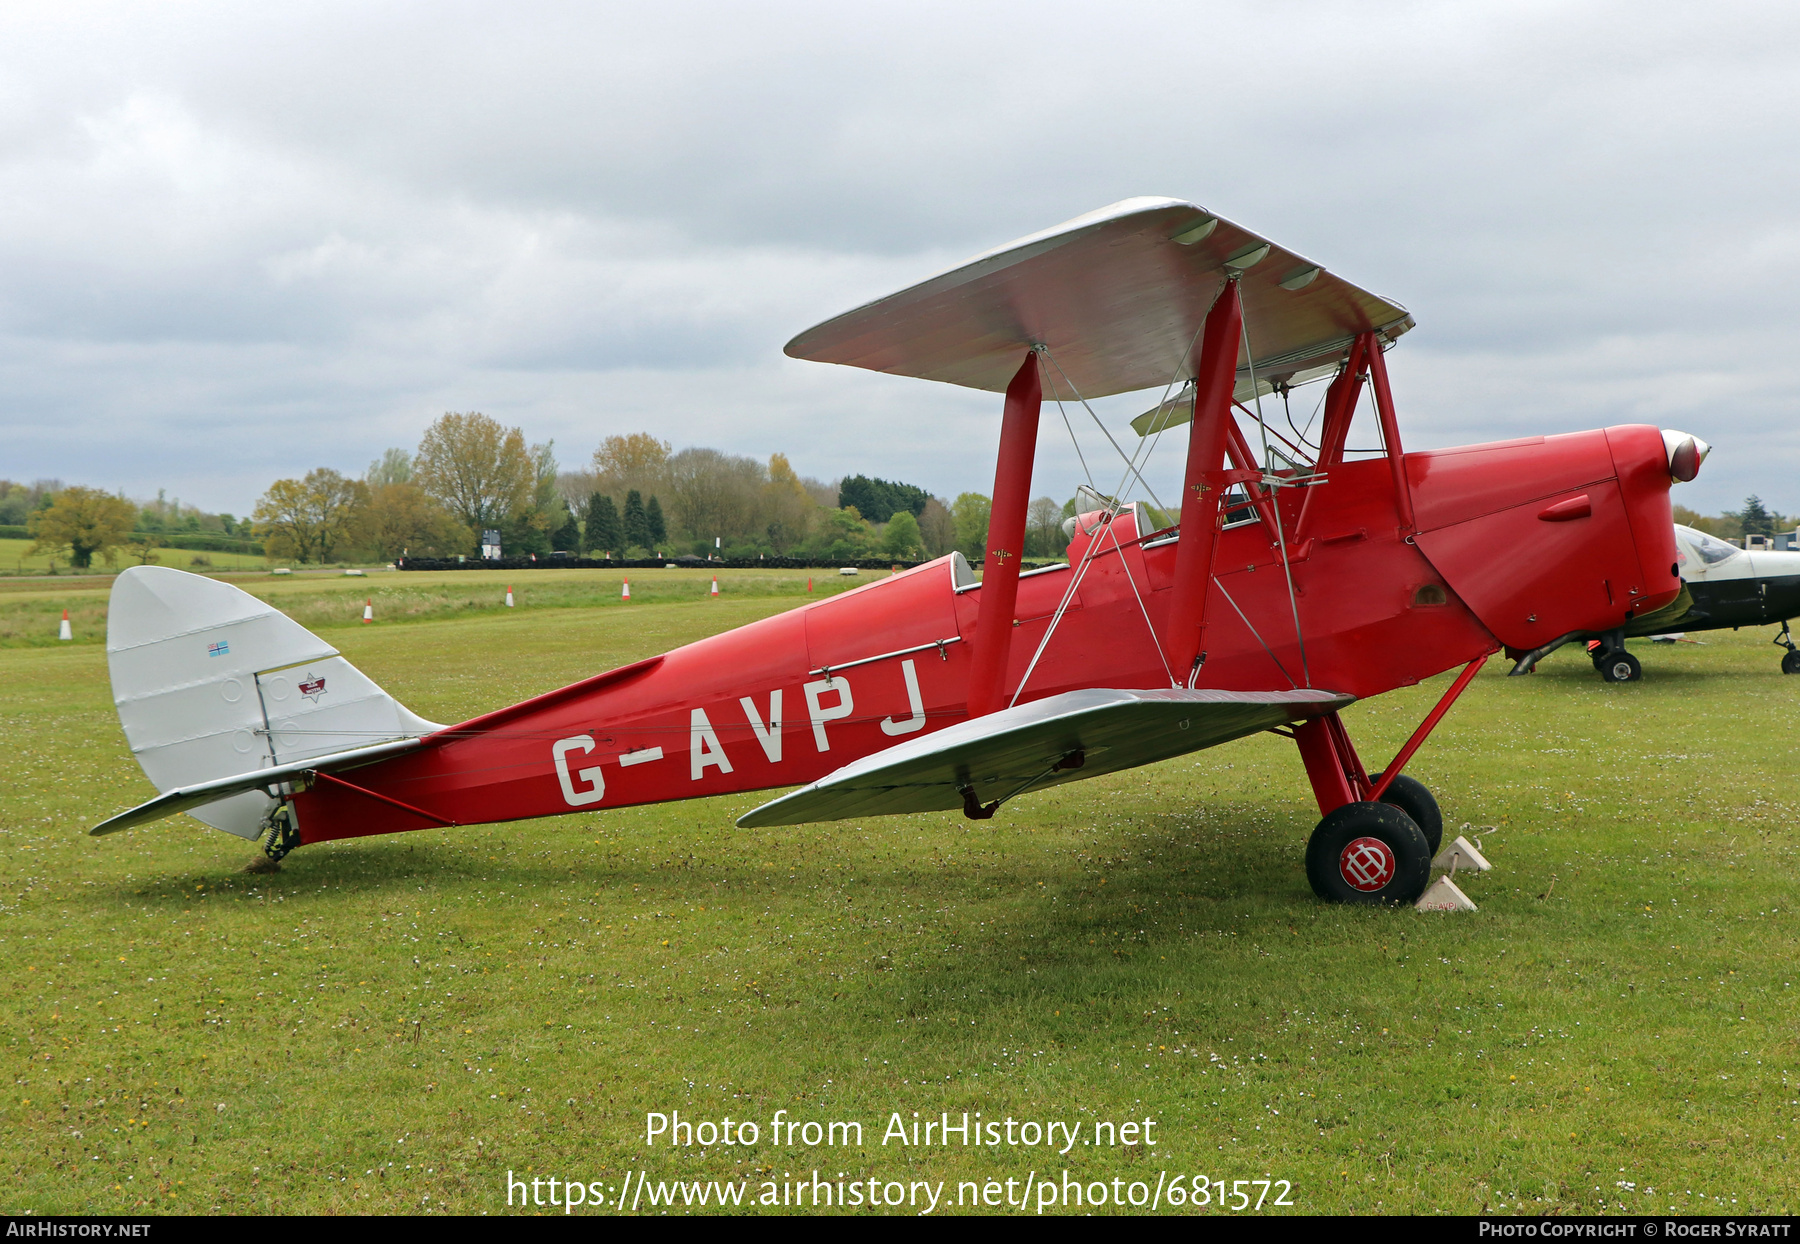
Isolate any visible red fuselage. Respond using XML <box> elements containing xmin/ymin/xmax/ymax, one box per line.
<box><xmin>291</xmin><ymin>425</ymin><xmax>1677</xmax><ymax>845</ymax></box>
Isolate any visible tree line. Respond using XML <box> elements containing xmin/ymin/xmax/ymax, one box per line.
<box><xmin>1673</xmin><ymin>496</ymin><xmax>1795</xmax><ymax>543</ymax></box>
<box><xmin>242</xmin><ymin>414</ymin><xmax>1080</xmax><ymax>566</ymax></box>
<box><xmin>12</xmin><ymin>411</ymin><xmax>1128</xmax><ymax>571</ymax></box>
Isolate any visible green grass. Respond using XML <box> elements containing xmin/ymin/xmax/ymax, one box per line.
<box><xmin>1</xmin><ymin>598</ymin><xmax>1796</xmax><ymax>1215</ymax></box>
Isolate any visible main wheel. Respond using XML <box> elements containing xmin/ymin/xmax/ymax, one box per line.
<box><xmin>1782</xmin><ymin>650</ymin><xmax>1800</xmax><ymax>675</ymax></box>
<box><xmin>1305</xmin><ymin>802</ymin><xmax>1432</xmax><ymax>905</ymax></box>
<box><xmin>1369</xmin><ymin>772</ymin><xmax>1443</xmax><ymax>855</ymax></box>
<box><xmin>1599</xmin><ymin>650</ymin><xmax>1642</xmax><ymax>683</ymax></box>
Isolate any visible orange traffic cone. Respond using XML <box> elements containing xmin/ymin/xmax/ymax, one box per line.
<box><xmin>58</xmin><ymin>609</ymin><xmax>72</xmax><ymax>641</ymax></box>
<box><xmin>505</xmin><ymin>586</ymin><xmax>515</xmax><ymax>608</ymax></box>
<box><xmin>362</xmin><ymin>598</ymin><xmax>373</xmax><ymax>624</ymax></box>
<box><xmin>621</xmin><ymin>578</ymin><xmax>631</xmax><ymax>601</ymax></box>
<box><xmin>806</xmin><ymin>576</ymin><xmax>813</xmax><ymax>593</ymax></box>
<box><xmin>710</xmin><ymin>577</ymin><xmax>719</xmax><ymax>597</ymax></box>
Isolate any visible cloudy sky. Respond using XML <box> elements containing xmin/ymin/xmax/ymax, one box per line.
<box><xmin>2</xmin><ymin>1</ymin><xmax>1796</xmax><ymax>516</ymax></box>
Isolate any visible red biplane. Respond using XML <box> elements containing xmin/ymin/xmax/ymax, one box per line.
<box><xmin>92</xmin><ymin>198</ymin><xmax>1703</xmax><ymax>904</ymax></box>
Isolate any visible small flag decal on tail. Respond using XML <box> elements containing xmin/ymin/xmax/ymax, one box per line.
<box><xmin>207</xmin><ymin>640</ymin><xmax>230</xmax><ymax>657</ymax></box>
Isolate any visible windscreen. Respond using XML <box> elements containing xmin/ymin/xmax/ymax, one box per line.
<box><xmin>1676</xmin><ymin>524</ymin><xmax>1741</xmax><ymax>566</ymax></box>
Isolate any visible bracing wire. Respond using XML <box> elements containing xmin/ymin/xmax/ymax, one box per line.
<box><xmin>1037</xmin><ymin>346</ymin><xmax>1169</xmax><ymax>515</ymax></box>
<box><xmin>1210</xmin><ymin>577</ymin><xmax>1297</xmax><ymax>690</ymax></box>
<box><xmin>1004</xmin><ymin>289</ymin><xmax>1222</xmax><ymax>703</ymax></box>
<box><xmin>1007</xmin><ymin>500</ymin><xmax>1117</xmax><ymax>707</ymax></box>
<box><xmin>1098</xmin><ymin>282</ymin><xmax>1223</xmax><ymax>515</ymax></box>
<box><xmin>1239</xmin><ymin>305</ymin><xmax>1312</xmax><ymax>688</ymax></box>
<box><xmin>1100</xmin><ymin>514</ymin><xmax>1177</xmax><ymax>688</ymax></box>
<box><xmin>1038</xmin><ymin>351</ymin><xmax>1097</xmax><ymax>493</ymax></box>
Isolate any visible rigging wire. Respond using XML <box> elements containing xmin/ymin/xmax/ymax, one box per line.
<box><xmin>1101</xmin><ymin>515</ymin><xmax>1177</xmax><ymax>689</ymax></box>
<box><xmin>1007</xmin><ymin>500</ymin><xmax>1118</xmax><ymax>707</ymax></box>
<box><xmin>1115</xmin><ymin>285</ymin><xmax>1222</xmax><ymax>515</ymax></box>
<box><xmin>1037</xmin><ymin>346</ymin><xmax>1170</xmax><ymax>516</ymax></box>
<box><xmin>1038</xmin><ymin>350</ymin><xmax>1098</xmax><ymax>493</ymax></box>
<box><xmin>1238</xmin><ymin>303</ymin><xmax>1312</xmax><ymax>688</ymax></box>
<box><xmin>1007</xmin><ymin>306</ymin><xmax>1218</xmax><ymax>704</ymax></box>
<box><xmin>1286</xmin><ymin>382</ymin><xmax>1329</xmax><ymax>454</ymax></box>
<box><xmin>1209</xmin><ymin>577</ymin><xmax>1297</xmax><ymax>690</ymax></box>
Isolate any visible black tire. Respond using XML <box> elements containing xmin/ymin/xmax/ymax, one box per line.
<box><xmin>1599</xmin><ymin>650</ymin><xmax>1642</xmax><ymax>683</ymax></box>
<box><xmin>1370</xmin><ymin>772</ymin><xmax>1443</xmax><ymax>855</ymax></box>
<box><xmin>1782</xmin><ymin>650</ymin><xmax>1800</xmax><ymax>676</ymax></box>
<box><xmin>1305</xmin><ymin>802</ymin><xmax>1432</xmax><ymax>905</ymax></box>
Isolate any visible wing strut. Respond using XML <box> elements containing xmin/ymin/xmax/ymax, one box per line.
<box><xmin>966</xmin><ymin>351</ymin><xmax>1043</xmax><ymax>717</ymax></box>
<box><xmin>1165</xmin><ymin>279</ymin><xmax>1244</xmax><ymax>684</ymax></box>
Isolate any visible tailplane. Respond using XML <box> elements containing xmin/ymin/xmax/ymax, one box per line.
<box><xmin>104</xmin><ymin>567</ymin><xmax>441</xmax><ymax>838</ymax></box>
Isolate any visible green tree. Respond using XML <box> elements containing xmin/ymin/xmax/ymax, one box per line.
<box><xmin>253</xmin><ymin>469</ymin><xmax>368</xmax><ymax>563</ymax></box>
<box><xmin>552</xmin><ymin>502</ymin><xmax>580</xmax><ymax>552</ymax></box>
<box><xmin>28</xmin><ymin>487</ymin><xmax>137</xmax><ymax>569</ymax></box>
<box><xmin>763</xmin><ymin>453</ymin><xmax>816</xmax><ymax>553</ymax></box>
<box><xmin>413</xmin><ymin>412</ymin><xmax>533</xmax><ymax>532</ymax></box>
<box><xmin>354</xmin><ymin>482</ymin><xmax>470</xmax><ymax>560</ymax></box>
<box><xmin>1740</xmin><ymin>495</ymin><xmax>1774</xmax><ymax>537</ymax></box>
<box><xmin>622</xmin><ymin>490</ymin><xmax>650</xmax><ymax>550</ymax></box>
<box><xmin>839</xmin><ymin>474</ymin><xmax>930</xmax><ymax>523</ymax></box>
<box><xmin>916</xmin><ymin>497</ymin><xmax>955</xmax><ymax>559</ymax></box>
<box><xmin>882</xmin><ymin>510</ymin><xmax>923</xmax><ymax>559</ymax></box>
<box><xmin>584</xmin><ymin>492</ymin><xmax>621</xmax><ymax>556</ymax></box>
<box><xmin>807</xmin><ymin>507</ymin><xmax>876</xmax><ymax>560</ymax></box>
<box><xmin>591</xmin><ymin>433</ymin><xmax>671</xmax><ymax>499</ymax></box>
<box><xmin>950</xmin><ymin>492</ymin><xmax>992</xmax><ymax>560</ymax></box>
<box><xmin>366</xmin><ymin>448</ymin><xmax>413</xmax><ymax>486</ymax></box>
<box><xmin>646</xmin><ymin>495</ymin><xmax>667</xmax><ymax>546</ymax></box>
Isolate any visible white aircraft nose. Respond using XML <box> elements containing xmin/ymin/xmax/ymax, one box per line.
<box><xmin>1662</xmin><ymin>429</ymin><xmax>1711</xmax><ymax>482</ymax></box>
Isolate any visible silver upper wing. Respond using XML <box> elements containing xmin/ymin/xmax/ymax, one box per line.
<box><xmin>784</xmin><ymin>197</ymin><xmax>1412</xmax><ymax>401</ymax></box>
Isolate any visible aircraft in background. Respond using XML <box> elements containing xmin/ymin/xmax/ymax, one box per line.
<box><xmin>89</xmin><ymin>197</ymin><xmax>1700</xmax><ymax>907</ymax></box>
<box><xmin>1510</xmin><ymin>517</ymin><xmax>1800</xmax><ymax>680</ymax></box>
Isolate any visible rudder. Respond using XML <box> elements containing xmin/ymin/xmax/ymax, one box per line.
<box><xmin>107</xmin><ymin>567</ymin><xmax>441</xmax><ymax>838</ymax></box>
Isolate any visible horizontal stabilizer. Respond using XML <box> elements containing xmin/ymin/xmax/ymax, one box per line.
<box><xmin>88</xmin><ymin>738</ymin><xmax>424</xmax><ymax>837</ymax></box>
<box><xmin>737</xmin><ymin>686</ymin><xmax>1351</xmax><ymax>829</ymax></box>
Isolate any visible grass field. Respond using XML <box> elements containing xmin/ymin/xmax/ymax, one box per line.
<box><xmin>2</xmin><ymin>581</ymin><xmax>1796</xmax><ymax>1216</ymax></box>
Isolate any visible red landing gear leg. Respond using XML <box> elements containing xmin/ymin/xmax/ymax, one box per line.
<box><xmin>1290</xmin><ymin>656</ymin><xmax>1488</xmax><ymax>904</ymax></box>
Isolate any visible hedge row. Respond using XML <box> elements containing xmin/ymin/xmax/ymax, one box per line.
<box><xmin>142</xmin><ymin>533</ymin><xmax>264</xmax><ymax>554</ymax></box>
<box><xmin>0</xmin><ymin>525</ymin><xmax>261</xmax><ymax>554</ymax></box>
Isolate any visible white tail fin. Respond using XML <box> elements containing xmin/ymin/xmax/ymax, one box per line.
<box><xmin>106</xmin><ymin>567</ymin><xmax>441</xmax><ymax>839</ymax></box>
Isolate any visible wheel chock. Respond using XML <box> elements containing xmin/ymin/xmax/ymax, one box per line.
<box><xmin>1415</xmin><ymin>874</ymin><xmax>1478</xmax><ymax>912</ymax></box>
<box><xmin>1431</xmin><ymin>835</ymin><xmax>1491</xmax><ymax>875</ymax></box>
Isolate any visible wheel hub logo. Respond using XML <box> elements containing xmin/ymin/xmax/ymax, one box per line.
<box><xmin>1339</xmin><ymin>836</ymin><xmax>1395</xmax><ymax>891</ymax></box>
